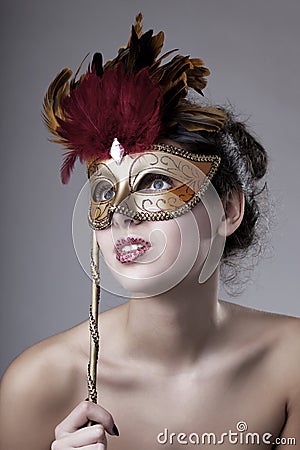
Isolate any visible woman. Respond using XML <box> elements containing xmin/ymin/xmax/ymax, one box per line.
<box><xmin>0</xmin><ymin>14</ymin><xmax>299</xmax><ymax>450</ymax></box>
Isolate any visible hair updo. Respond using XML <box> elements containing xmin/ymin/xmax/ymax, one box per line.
<box><xmin>164</xmin><ymin>106</ymin><xmax>269</xmax><ymax>290</ymax></box>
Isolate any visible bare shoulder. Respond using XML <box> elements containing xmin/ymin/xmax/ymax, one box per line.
<box><xmin>0</xmin><ymin>322</ymin><xmax>89</xmax><ymax>450</ymax></box>
<box><xmin>220</xmin><ymin>301</ymin><xmax>300</xmax><ymax>446</ymax></box>
<box><xmin>223</xmin><ymin>299</ymin><xmax>300</xmax><ymax>388</ymax></box>
<box><xmin>0</xmin><ymin>302</ymin><xmax>125</xmax><ymax>402</ymax></box>
<box><xmin>222</xmin><ymin>302</ymin><xmax>300</xmax><ymax>356</ymax></box>
<box><xmin>222</xmin><ymin>297</ymin><xmax>298</xmax><ymax>326</ymax></box>
<box><xmin>1</xmin><ymin>321</ymin><xmax>88</xmax><ymax>395</ymax></box>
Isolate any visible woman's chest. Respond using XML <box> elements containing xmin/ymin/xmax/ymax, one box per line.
<box><xmin>99</xmin><ymin>367</ymin><xmax>286</xmax><ymax>450</ymax></box>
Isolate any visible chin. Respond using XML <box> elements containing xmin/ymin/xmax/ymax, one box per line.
<box><xmin>105</xmin><ymin>250</ymin><xmax>201</xmax><ymax>298</ymax></box>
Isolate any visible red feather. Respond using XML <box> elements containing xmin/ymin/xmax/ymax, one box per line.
<box><xmin>57</xmin><ymin>63</ymin><xmax>162</xmax><ymax>183</ymax></box>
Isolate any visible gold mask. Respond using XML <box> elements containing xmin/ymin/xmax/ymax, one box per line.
<box><xmin>87</xmin><ymin>144</ymin><xmax>221</xmax><ymax>230</ymax></box>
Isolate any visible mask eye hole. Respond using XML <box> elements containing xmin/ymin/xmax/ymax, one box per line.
<box><xmin>92</xmin><ymin>179</ymin><xmax>115</xmax><ymax>202</ymax></box>
<box><xmin>137</xmin><ymin>173</ymin><xmax>175</xmax><ymax>192</ymax></box>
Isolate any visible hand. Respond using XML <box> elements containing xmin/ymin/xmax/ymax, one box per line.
<box><xmin>51</xmin><ymin>400</ymin><xmax>119</xmax><ymax>450</ymax></box>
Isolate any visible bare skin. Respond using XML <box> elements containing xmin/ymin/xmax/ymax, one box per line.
<box><xmin>1</xmin><ymin>185</ymin><xmax>299</xmax><ymax>449</ymax></box>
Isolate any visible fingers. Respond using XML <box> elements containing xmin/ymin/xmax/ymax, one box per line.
<box><xmin>51</xmin><ymin>401</ymin><xmax>119</xmax><ymax>450</ymax></box>
<box><xmin>52</xmin><ymin>424</ymin><xmax>107</xmax><ymax>449</ymax></box>
<box><xmin>55</xmin><ymin>401</ymin><xmax>118</xmax><ymax>438</ymax></box>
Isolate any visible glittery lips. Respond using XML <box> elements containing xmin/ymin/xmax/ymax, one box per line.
<box><xmin>115</xmin><ymin>236</ymin><xmax>151</xmax><ymax>264</ymax></box>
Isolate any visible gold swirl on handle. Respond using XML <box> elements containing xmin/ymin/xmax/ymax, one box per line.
<box><xmin>87</xmin><ymin>231</ymin><xmax>100</xmax><ymax>426</ymax></box>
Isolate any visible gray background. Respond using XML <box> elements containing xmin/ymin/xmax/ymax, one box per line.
<box><xmin>1</xmin><ymin>0</ymin><xmax>299</xmax><ymax>377</ymax></box>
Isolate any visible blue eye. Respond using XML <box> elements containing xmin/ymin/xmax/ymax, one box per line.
<box><xmin>103</xmin><ymin>189</ymin><xmax>114</xmax><ymax>200</ymax></box>
<box><xmin>138</xmin><ymin>173</ymin><xmax>173</xmax><ymax>192</ymax></box>
<box><xmin>92</xmin><ymin>179</ymin><xmax>115</xmax><ymax>202</ymax></box>
<box><xmin>153</xmin><ymin>180</ymin><xmax>164</xmax><ymax>190</ymax></box>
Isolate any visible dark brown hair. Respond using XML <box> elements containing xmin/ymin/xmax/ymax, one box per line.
<box><xmin>163</xmin><ymin>106</ymin><xmax>269</xmax><ymax>290</ymax></box>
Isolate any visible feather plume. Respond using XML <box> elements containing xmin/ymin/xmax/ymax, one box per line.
<box><xmin>43</xmin><ymin>13</ymin><xmax>226</xmax><ymax>183</ymax></box>
<box><xmin>54</xmin><ymin>64</ymin><xmax>162</xmax><ymax>183</ymax></box>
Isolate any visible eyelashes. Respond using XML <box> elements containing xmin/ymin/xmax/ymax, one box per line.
<box><xmin>92</xmin><ymin>173</ymin><xmax>176</xmax><ymax>203</ymax></box>
<box><xmin>136</xmin><ymin>173</ymin><xmax>174</xmax><ymax>192</ymax></box>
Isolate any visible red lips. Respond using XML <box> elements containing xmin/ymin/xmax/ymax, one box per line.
<box><xmin>115</xmin><ymin>236</ymin><xmax>151</xmax><ymax>264</ymax></box>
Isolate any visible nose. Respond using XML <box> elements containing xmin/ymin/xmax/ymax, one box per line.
<box><xmin>111</xmin><ymin>212</ymin><xmax>142</xmax><ymax>229</ymax></box>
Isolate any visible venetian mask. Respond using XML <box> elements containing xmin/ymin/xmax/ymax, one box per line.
<box><xmin>87</xmin><ymin>143</ymin><xmax>220</xmax><ymax>230</ymax></box>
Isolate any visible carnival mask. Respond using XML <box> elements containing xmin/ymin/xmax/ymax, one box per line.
<box><xmin>88</xmin><ymin>144</ymin><xmax>220</xmax><ymax>230</ymax></box>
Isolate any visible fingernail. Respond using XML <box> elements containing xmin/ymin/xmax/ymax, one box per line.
<box><xmin>112</xmin><ymin>423</ymin><xmax>120</xmax><ymax>436</ymax></box>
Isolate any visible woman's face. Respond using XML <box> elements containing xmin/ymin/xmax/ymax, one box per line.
<box><xmin>93</xmin><ymin>145</ymin><xmax>225</xmax><ymax>297</ymax></box>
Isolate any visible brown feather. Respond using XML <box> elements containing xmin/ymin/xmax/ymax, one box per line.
<box><xmin>149</xmin><ymin>48</ymin><xmax>178</xmax><ymax>72</ymax></box>
<box><xmin>42</xmin><ymin>68</ymin><xmax>72</xmax><ymax>136</ymax></box>
<box><xmin>133</xmin><ymin>12</ymin><xmax>143</xmax><ymax>39</ymax></box>
<box><xmin>148</xmin><ymin>31</ymin><xmax>164</xmax><ymax>60</ymax></box>
<box><xmin>174</xmin><ymin>103</ymin><xmax>227</xmax><ymax>132</ymax></box>
<box><xmin>151</xmin><ymin>55</ymin><xmax>192</xmax><ymax>86</ymax></box>
<box><xmin>106</xmin><ymin>13</ymin><xmax>144</xmax><ymax>68</ymax></box>
<box><xmin>187</xmin><ymin>58</ymin><xmax>210</xmax><ymax>93</ymax></box>
<box><xmin>162</xmin><ymin>78</ymin><xmax>188</xmax><ymax>111</ymax></box>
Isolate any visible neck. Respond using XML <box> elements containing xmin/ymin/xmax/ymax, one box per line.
<box><xmin>119</xmin><ymin>267</ymin><xmax>227</xmax><ymax>373</ymax></box>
